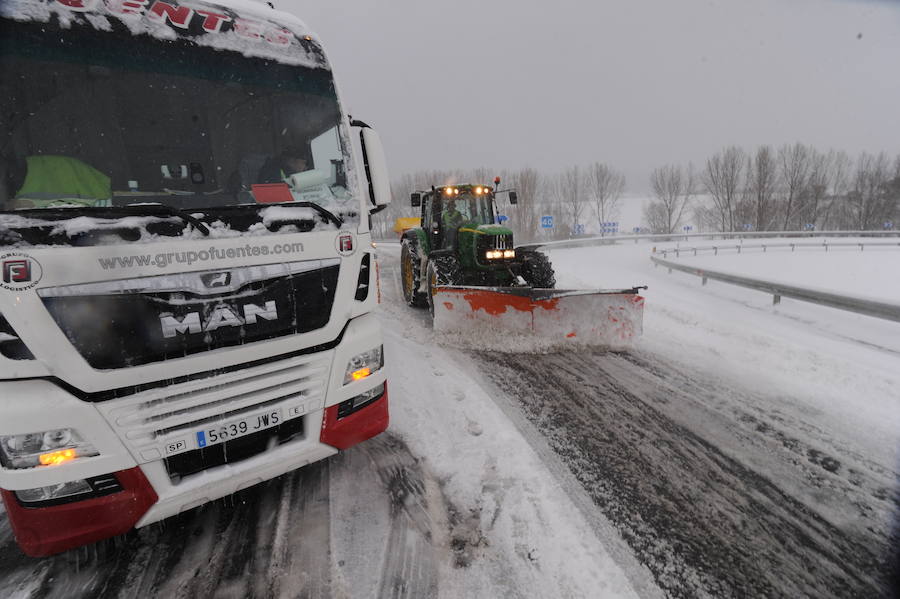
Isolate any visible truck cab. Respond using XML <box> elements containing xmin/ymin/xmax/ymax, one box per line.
<box><xmin>0</xmin><ymin>0</ymin><xmax>391</xmax><ymax>556</ymax></box>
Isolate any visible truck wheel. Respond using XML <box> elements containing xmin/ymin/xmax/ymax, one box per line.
<box><xmin>401</xmin><ymin>240</ymin><xmax>427</xmax><ymax>307</ymax></box>
<box><xmin>426</xmin><ymin>255</ymin><xmax>460</xmax><ymax>317</ymax></box>
<box><xmin>520</xmin><ymin>250</ymin><xmax>556</xmax><ymax>289</ymax></box>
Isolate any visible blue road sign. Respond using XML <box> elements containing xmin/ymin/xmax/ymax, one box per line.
<box><xmin>496</xmin><ymin>215</ymin><xmax>509</xmax><ymax>224</ymax></box>
<box><xmin>600</xmin><ymin>221</ymin><xmax>619</xmax><ymax>234</ymax></box>
<box><xmin>804</xmin><ymin>223</ymin><xmax>815</xmax><ymax>231</ymax></box>
<box><xmin>884</xmin><ymin>222</ymin><xmax>894</xmax><ymax>230</ymax></box>
<box><xmin>743</xmin><ymin>224</ymin><xmax>752</xmax><ymax>231</ymax></box>
<box><xmin>541</xmin><ymin>215</ymin><xmax>554</xmax><ymax>229</ymax></box>
<box><xmin>683</xmin><ymin>225</ymin><xmax>693</xmax><ymax>232</ymax></box>
<box><xmin>573</xmin><ymin>223</ymin><xmax>585</xmax><ymax>235</ymax></box>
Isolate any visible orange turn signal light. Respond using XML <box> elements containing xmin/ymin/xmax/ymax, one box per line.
<box><xmin>39</xmin><ymin>448</ymin><xmax>76</xmax><ymax>466</ymax></box>
<box><xmin>351</xmin><ymin>367</ymin><xmax>372</xmax><ymax>381</ymax></box>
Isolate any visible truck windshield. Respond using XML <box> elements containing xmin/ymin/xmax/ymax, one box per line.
<box><xmin>0</xmin><ymin>19</ymin><xmax>355</xmax><ymax>233</ymax></box>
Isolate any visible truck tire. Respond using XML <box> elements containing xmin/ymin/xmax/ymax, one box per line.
<box><xmin>426</xmin><ymin>255</ymin><xmax>460</xmax><ymax>317</ymax></box>
<box><xmin>520</xmin><ymin>249</ymin><xmax>556</xmax><ymax>289</ymax></box>
<box><xmin>401</xmin><ymin>240</ymin><xmax>427</xmax><ymax>307</ymax></box>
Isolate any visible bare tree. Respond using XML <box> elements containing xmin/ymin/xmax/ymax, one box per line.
<box><xmin>819</xmin><ymin>151</ymin><xmax>852</xmax><ymax>229</ymax></box>
<box><xmin>646</xmin><ymin>164</ymin><xmax>694</xmax><ymax>233</ymax></box>
<box><xmin>848</xmin><ymin>152</ymin><xmax>894</xmax><ymax>230</ymax></box>
<box><xmin>703</xmin><ymin>146</ymin><xmax>745</xmax><ymax>232</ymax></box>
<box><xmin>585</xmin><ymin>162</ymin><xmax>625</xmax><ymax>232</ymax></box>
<box><xmin>535</xmin><ymin>175</ymin><xmax>563</xmax><ymax>240</ymax></box>
<box><xmin>777</xmin><ymin>142</ymin><xmax>811</xmax><ymax>230</ymax></box>
<box><xmin>508</xmin><ymin>168</ymin><xmax>541</xmax><ymax>242</ymax></box>
<box><xmin>547</xmin><ymin>166</ymin><xmax>585</xmax><ymax>238</ymax></box>
<box><xmin>745</xmin><ymin>145</ymin><xmax>779</xmax><ymax>231</ymax></box>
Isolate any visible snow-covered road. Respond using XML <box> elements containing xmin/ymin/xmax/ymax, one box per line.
<box><xmin>1</xmin><ymin>238</ymin><xmax>896</xmax><ymax>598</ymax></box>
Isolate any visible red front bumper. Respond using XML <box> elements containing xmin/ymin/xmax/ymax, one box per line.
<box><xmin>1</xmin><ymin>466</ymin><xmax>158</xmax><ymax>557</ymax></box>
<box><xmin>2</xmin><ymin>387</ymin><xmax>388</xmax><ymax>557</ymax></box>
<box><xmin>320</xmin><ymin>384</ymin><xmax>390</xmax><ymax>450</ymax></box>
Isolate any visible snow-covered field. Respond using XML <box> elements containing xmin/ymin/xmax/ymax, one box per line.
<box><xmin>662</xmin><ymin>239</ymin><xmax>900</xmax><ymax>302</ymax></box>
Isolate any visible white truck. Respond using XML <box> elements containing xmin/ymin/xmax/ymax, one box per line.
<box><xmin>0</xmin><ymin>0</ymin><xmax>392</xmax><ymax>556</ymax></box>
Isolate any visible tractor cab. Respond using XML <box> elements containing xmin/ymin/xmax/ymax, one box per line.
<box><xmin>412</xmin><ymin>184</ymin><xmax>500</xmax><ymax>250</ymax></box>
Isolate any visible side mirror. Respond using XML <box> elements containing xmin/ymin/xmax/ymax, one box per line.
<box><xmin>411</xmin><ymin>192</ymin><xmax>421</xmax><ymax>207</ymax></box>
<box><xmin>508</xmin><ymin>191</ymin><xmax>518</xmax><ymax>205</ymax></box>
<box><xmin>355</xmin><ymin>124</ymin><xmax>392</xmax><ymax>209</ymax></box>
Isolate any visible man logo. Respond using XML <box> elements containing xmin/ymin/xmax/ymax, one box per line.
<box><xmin>0</xmin><ymin>254</ymin><xmax>42</xmax><ymax>291</ymax></box>
<box><xmin>201</xmin><ymin>271</ymin><xmax>232</xmax><ymax>289</ymax></box>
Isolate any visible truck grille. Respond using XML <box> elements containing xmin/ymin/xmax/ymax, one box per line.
<box><xmin>39</xmin><ymin>259</ymin><xmax>340</xmax><ymax>369</ymax></box>
<box><xmin>96</xmin><ymin>350</ymin><xmax>332</xmax><ymax>465</ymax></box>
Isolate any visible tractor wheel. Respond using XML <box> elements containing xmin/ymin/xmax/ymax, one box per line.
<box><xmin>426</xmin><ymin>255</ymin><xmax>461</xmax><ymax>318</ymax></box>
<box><xmin>520</xmin><ymin>250</ymin><xmax>556</xmax><ymax>289</ymax></box>
<box><xmin>401</xmin><ymin>240</ymin><xmax>427</xmax><ymax>307</ymax></box>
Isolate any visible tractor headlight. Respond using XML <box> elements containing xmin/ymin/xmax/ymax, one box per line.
<box><xmin>503</xmin><ymin>250</ymin><xmax>515</xmax><ymax>258</ymax></box>
<box><xmin>344</xmin><ymin>345</ymin><xmax>384</xmax><ymax>384</ymax></box>
<box><xmin>0</xmin><ymin>428</ymin><xmax>99</xmax><ymax>469</ymax></box>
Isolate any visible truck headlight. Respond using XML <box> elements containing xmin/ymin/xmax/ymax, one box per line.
<box><xmin>343</xmin><ymin>345</ymin><xmax>384</xmax><ymax>384</ymax></box>
<box><xmin>0</xmin><ymin>429</ymin><xmax>99</xmax><ymax>469</ymax></box>
<box><xmin>337</xmin><ymin>382</ymin><xmax>386</xmax><ymax>419</ymax></box>
<box><xmin>16</xmin><ymin>480</ymin><xmax>93</xmax><ymax>504</ymax></box>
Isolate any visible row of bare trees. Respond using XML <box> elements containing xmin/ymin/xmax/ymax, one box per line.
<box><xmin>645</xmin><ymin>144</ymin><xmax>900</xmax><ymax>234</ymax></box>
<box><xmin>373</xmin><ymin>145</ymin><xmax>900</xmax><ymax>240</ymax></box>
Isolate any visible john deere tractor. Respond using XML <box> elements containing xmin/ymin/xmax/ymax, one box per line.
<box><xmin>400</xmin><ymin>182</ymin><xmax>555</xmax><ymax>314</ymax></box>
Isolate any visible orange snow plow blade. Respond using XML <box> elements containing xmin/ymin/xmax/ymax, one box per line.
<box><xmin>432</xmin><ymin>286</ymin><xmax>646</xmax><ymax>352</ymax></box>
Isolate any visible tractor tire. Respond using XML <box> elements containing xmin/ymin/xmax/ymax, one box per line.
<box><xmin>520</xmin><ymin>249</ymin><xmax>556</xmax><ymax>289</ymax></box>
<box><xmin>401</xmin><ymin>240</ymin><xmax>427</xmax><ymax>307</ymax></box>
<box><xmin>426</xmin><ymin>255</ymin><xmax>461</xmax><ymax>318</ymax></box>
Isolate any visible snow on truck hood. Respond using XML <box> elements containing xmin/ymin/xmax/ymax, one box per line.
<box><xmin>0</xmin><ymin>0</ymin><xmax>329</xmax><ymax>69</ymax></box>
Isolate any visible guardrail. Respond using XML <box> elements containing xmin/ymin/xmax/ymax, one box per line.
<box><xmin>656</xmin><ymin>240</ymin><xmax>900</xmax><ymax>258</ymax></box>
<box><xmin>519</xmin><ymin>230</ymin><xmax>900</xmax><ymax>252</ymax></box>
<box><xmin>650</xmin><ymin>254</ymin><xmax>900</xmax><ymax>323</ymax></box>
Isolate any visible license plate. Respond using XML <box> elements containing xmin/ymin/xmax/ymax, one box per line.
<box><xmin>196</xmin><ymin>409</ymin><xmax>283</xmax><ymax>448</ymax></box>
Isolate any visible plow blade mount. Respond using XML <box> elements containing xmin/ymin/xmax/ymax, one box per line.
<box><xmin>432</xmin><ymin>286</ymin><xmax>645</xmax><ymax>352</ymax></box>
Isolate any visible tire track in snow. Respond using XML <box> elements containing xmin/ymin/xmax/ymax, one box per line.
<box><xmin>474</xmin><ymin>349</ymin><xmax>893</xmax><ymax>598</ymax></box>
<box><xmin>0</xmin><ymin>435</ymin><xmax>446</xmax><ymax>599</ymax></box>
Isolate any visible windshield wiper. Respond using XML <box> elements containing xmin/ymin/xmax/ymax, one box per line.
<box><xmin>113</xmin><ymin>203</ymin><xmax>210</xmax><ymax>236</ymax></box>
<box><xmin>210</xmin><ymin>202</ymin><xmax>344</xmax><ymax>228</ymax></box>
<box><xmin>267</xmin><ymin>202</ymin><xmax>344</xmax><ymax>227</ymax></box>
<box><xmin>0</xmin><ymin>203</ymin><xmax>211</xmax><ymax>236</ymax></box>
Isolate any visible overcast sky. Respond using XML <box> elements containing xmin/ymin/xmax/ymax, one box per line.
<box><xmin>285</xmin><ymin>0</ymin><xmax>900</xmax><ymax>190</ymax></box>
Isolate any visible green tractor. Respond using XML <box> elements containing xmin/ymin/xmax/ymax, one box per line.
<box><xmin>400</xmin><ymin>182</ymin><xmax>555</xmax><ymax>314</ymax></box>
